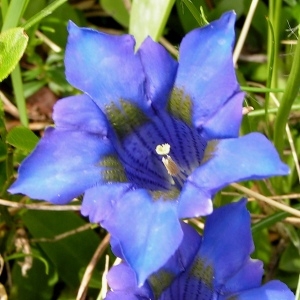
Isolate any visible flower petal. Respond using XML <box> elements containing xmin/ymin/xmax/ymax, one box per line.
<box><xmin>138</xmin><ymin>37</ymin><xmax>178</xmax><ymax>110</ymax></box>
<box><xmin>231</xmin><ymin>280</ymin><xmax>294</xmax><ymax>300</ymax></box>
<box><xmin>178</xmin><ymin>184</ymin><xmax>213</xmax><ymax>218</ymax></box>
<box><xmin>198</xmin><ymin>200</ymin><xmax>253</xmax><ymax>288</ymax></box>
<box><xmin>222</xmin><ymin>259</ymin><xmax>263</xmax><ymax>294</ymax></box>
<box><xmin>107</xmin><ymin>263</ymin><xmax>137</xmax><ymax>291</ymax></box>
<box><xmin>53</xmin><ymin>94</ymin><xmax>108</xmax><ymax>135</ymax></box>
<box><xmin>66</xmin><ymin>22</ymin><xmax>152</xmax><ymax>116</ymax></box>
<box><xmin>201</xmin><ymin>91</ymin><xmax>244</xmax><ymax>140</ymax></box>
<box><xmin>81</xmin><ymin>183</ymin><xmax>133</xmax><ymax>223</ymax></box>
<box><xmin>106</xmin><ymin>263</ymin><xmax>152</xmax><ymax>298</ymax></box>
<box><xmin>105</xmin><ymin>291</ymin><xmax>146</xmax><ymax>300</ymax></box>
<box><xmin>174</xmin><ymin>11</ymin><xmax>240</xmax><ymax>129</ymax></box>
<box><xmin>81</xmin><ymin>185</ymin><xmax>183</xmax><ymax>285</ymax></box>
<box><xmin>174</xmin><ymin>222</ymin><xmax>202</xmax><ymax>271</ymax></box>
<box><xmin>146</xmin><ymin>222</ymin><xmax>201</xmax><ymax>299</ymax></box>
<box><xmin>179</xmin><ymin>133</ymin><xmax>289</xmax><ymax>218</ymax></box>
<box><xmin>105</xmin><ymin>293</ymin><xmax>139</xmax><ymax>300</ymax></box>
<box><xmin>9</xmin><ymin>128</ymin><xmax>114</xmax><ymax>204</ymax></box>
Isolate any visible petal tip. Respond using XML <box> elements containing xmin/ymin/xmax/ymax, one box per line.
<box><xmin>280</xmin><ymin>163</ymin><xmax>290</xmax><ymax>175</ymax></box>
<box><xmin>220</xmin><ymin>10</ymin><xmax>237</xmax><ymax>26</ymax></box>
<box><xmin>67</xmin><ymin>20</ymin><xmax>78</xmax><ymax>33</ymax></box>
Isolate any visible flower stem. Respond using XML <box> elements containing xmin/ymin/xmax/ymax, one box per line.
<box><xmin>273</xmin><ymin>35</ymin><xmax>300</xmax><ymax>155</ymax></box>
<box><xmin>22</xmin><ymin>0</ymin><xmax>68</xmax><ymax>30</ymax></box>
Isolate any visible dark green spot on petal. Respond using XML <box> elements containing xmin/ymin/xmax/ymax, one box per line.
<box><xmin>150</xmin><ymin>187</ymin><xmax>179</xmax><ymax>201</ymax></box>
<box><xmin>202</xmin><ymin>140</ymin><xmax>218</xmax><ymax>164</ymax></box>
<box><xmin>99</xmin><ymin>155</ymin><xmax>127</xmax><ymax>182</ymax></box>
<box><xmin>168</xmin><ymin>87</ymin><xmax>193</xmax><ymax>125</ymax></box>
<box><xmin>226</xmin><ymin>296</ymin><xmax>239</xmax><ymax>300</ymax></box>
<box><xmin>190</xmin><ymin>258</ymin><xmax>214</xmax><ymax>290</ymax></box>
<box><xmin>148</xmin><ymin>269</ymin><xmax>175</xmax><ymax>299</ymax></box>
<box><xmin>105</xmin><ymin>99</ymin><xmax>148</xmax><ymax>139</ymax></box>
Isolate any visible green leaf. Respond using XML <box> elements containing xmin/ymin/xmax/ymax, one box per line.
<box><xmin>279</xmin><ymin>242</ymin><xmax>300</xmax><ymax>272</ymax></box>
<box><xmin>6</xmin><ymin>126</ymin><xmax>39</xmax><ymax>153</ymax></box>
<box><xmin>23</xmin><ymin>0</ymin><xmax>70</xmax><ymax>31</ymax></box>
<box><xmin>252</xmin><ymin>229</ymin><xmax>271</xmax><ymax>264</ymax></box>
<box><xmin>5</xmin><ymin>251</ymin><xmax>50</xmax><ymax>274</ymax></box>
<box><xmin>10</xmin><ymin>251</ymin><xmax>55</xmax><ymax>300</ymax></box>
<box><xmin>208</xmin><ymin>0</ymin><xmax>244</xmax><ymax>20</ymax></box>
<box><xmin>0</xmin><ymin>27</ymin><xmax>28</xmax><ymax>82</ymax></box>
<box><xmin>129</xmin><ymin>0</ymin><xmax>175</xmax><ymax>48</ymax></box>
<box><xmin>274</xmin><ymin>14</ymin><xmax>300</xmax><ymax>156</ymax></box>
<box><xmin>22</xmin><ymin>210</ymin><xmax>103</xmax><ymax>288</ymax></box>
<box><xmin>38</xmin><ymin>1</ymin><xmax>84</xmax><ymax>48</ymax></box>
<box><xmin>101</xmin><ymin>0</ymin><xmax>129</xmax><ymax>27</ymax></box>
<box><xmin>23</xmin><ymin>80</ymin><xmax>47</xmax><ymax>98</ymax></box>
<box><xmin>176</xmin><ymin>0</ymin><xmax>209</xmax><ymax>32</ymax></box>
<box><xmin>1</xmin><ymin>0</ymin><xmax>29</xmax><ymax>32</ymax></box>
<box><xmin>23</xmin><ymin>0</ymin><xmax>47</xmax><ymax>20</ymax></box>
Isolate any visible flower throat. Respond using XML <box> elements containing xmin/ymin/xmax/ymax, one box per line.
<box><xmin>102</xmin><ymin>91</ymin><xmax>208</xmax><ymax>194</ymax></box>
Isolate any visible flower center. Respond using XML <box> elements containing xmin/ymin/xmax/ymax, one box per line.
<box><xmin>156</xmin><ymin>143</ymin><xmax>188</xmax><ymax>187</ymax></box>
<box><xmin>119</xmin><ymin>112</ymin><xmax>207</xmax><ymax>192</ymax></box>
<box><xmin>103</xmin><ymin>99</ymin><xmax>207</xmax><ymax>196</ymax></box>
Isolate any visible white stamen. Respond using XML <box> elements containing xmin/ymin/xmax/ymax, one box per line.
<box><xmin>162</xmin><ymin>156</ymin><xmax>180</xmax><ymax>176</ymax></box>
<box><xmin>156</xmin><ymin>143</ymin><xmax>184</xmax><ymax>182</ymax></box>
<box><xmin>156</xmin><ymin>143</ymin><xmax>171</xmax><ymax>155</ymax></box>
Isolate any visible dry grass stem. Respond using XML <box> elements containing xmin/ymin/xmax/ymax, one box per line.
<box><xmin>0</xmin><ymin>198</ymin><xmax>81</xmax><ymax>211</ymax></box>
<box><xmin>76</xmin><ymin>234</ymin><xmax>110</xmax><ymax>300</ymax></box>
<box><xmin>231</xmin><ymin>183</ymin><xmax>300</xmax><ymax>218</ymax></box>
<box><xmin>31</xmin><ymin>223</ymin><xmax>94</xmax><ymax>243</ymax></box>
<box><xmin>233</xmin><ymin>0</ymin><xmax>259</xmax><ymax>66</ymax></box>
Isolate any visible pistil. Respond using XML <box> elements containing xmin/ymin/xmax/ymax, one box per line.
<box><xmin>156</xmin><ymin>143</ymin><xmax>187</xmax><ymax>188</ymax></box>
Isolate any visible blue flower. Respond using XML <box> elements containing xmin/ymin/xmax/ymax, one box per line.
<box><xmin>9</xmin><ymin>11</ymin><xmax>289</xmax><ymax>284</ymax></box>
<box><xmin>105</xmin><ymin>200</ymin><xmax>294</xmax><ymax>300</ymax></box>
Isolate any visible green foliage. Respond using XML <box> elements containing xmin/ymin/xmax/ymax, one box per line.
<box><xmin>101</xmin><ymin>0</ymin><xmax>129</xmax><ymax>27</ymax></box>
<box><xmin>0</xmin><ymin>28</ymin><xmax>28</xmax><ymax>82</ymax></box>
<box><xmin>129</xmin><ymin>0</ymin><xmax>175</xmax><ymax>48</ymax></box>
<box><xmin>21</xmin><ymin>210</ymin><xmax>103</xmax><ymax>288</ymax></box>
<box><xmin>6</xmin><ymin>126</ymin><xmax>39</xmax><ymax>153</ymax></box>
<box><xmin>10</xmin><ymin>255</ymin><xmax>54</xmax><ymax>300</ymax></box>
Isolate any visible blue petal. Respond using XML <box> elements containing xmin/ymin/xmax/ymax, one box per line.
<box><xmin>178</xmin><ymin>184</ymin><xmax>213</xmax><ymax>218</ymax></box>
<box><xmin>106</xmin><ymin>223</ymin><xmax>201</xmax><ymax>300</ymax></box>
<box><xmin>221</xmin><ymin>259</ymin><xmax>263</xmax><ymax>295</ymax></box>
<box><xmin>137</xmin><ymin>37</ymin><xmax>178</xmax><ymax>110</ymax></box>
<box><xmin>201</xmin><ymin>91</ymin><xmax>244</xmax><ymax>140</ymax></box>
<box><xmin>174</xmin><ymin>11</ymin><xmax>240</xmax><ymax>129</ymax></box>
<box><xmin>65</xmin><ymin>22</ymin><xmax>147</xmax><ymax>114</ymax></box>
<box><xmin>66</xmin><ymin>22</ymin><xmax>155</xmax><ymax>117</ymax></box>
<box><xmin>106</xmin><ymin>263</ymin><xmax>152</xmax><ymax>299</ymax></box>
<box><xmin>174</xmin><ymin>222</ymin><xmax>202</xmax><ymax>271</ymax></box>
<box><xmin>197</xmin><ymin>200</ymin><xmax>253</xmax><ymax>288</ymax></box>
<box><xmin>148</xmin><ymin>222</ymin><xmax>201</xmax><ymax>289</ymax></box>
<box><xmin>81</xmin><ymin>183</ymin><xmax>133</xmax><ymax>223</ymax></box>
<box><xmin>105</xmin><ymin>291</ymin><xmax>145</xmax><ymax>300</ymax></box>
<box><xmin>53</xmin><ymin>94</ymin><xmax>108</xmax><ymax>135</ymax></box>
<box><xmin>81</xmin><ymin>185</ymin><xmax>183</xmax><ymax>285</ymax></box>
<box><xmin>107</xmin><ymin>263</ymin><xmax>137</xmax><ymax>291</ymax></box>
<box><xmin>231</xmin><ymin>280</ymin><xmax>294</xmax><ymax>300</ymax></box>
<box><xmin>9</xmin><ymin>128</ymin><xmax>114</xmax><ymax>204</ymax></box>
<box><xmin>179</xmin><ymin>133</ymin><xmax>289</xmax><ymax>218</ymax></box>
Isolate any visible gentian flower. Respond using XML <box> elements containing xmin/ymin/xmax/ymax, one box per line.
<box><xmin>9</xmin><ymin>11</ymin><xmax>289</xmax><ymax>284</ymax></box>
<box><xmin>105</xmin><ymin>200</ymin><xmax>295</xmax><ymax>300</ymax></box>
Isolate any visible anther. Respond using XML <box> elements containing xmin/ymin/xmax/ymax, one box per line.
<box><xmin>156</xmin><ymin>143</ymin><xmax>180</xmax><ymax>176</ymax></box>
<box><xmin>155</xmin><ymin>143</ymin><xmax>170</xmax><ymax>156</ymax></box>
<box><xmin>162</xmin><ymin>156</ymin><xmax>180</xmax><ymax>176</ymax></box>
<box><xmin>156</xmin><ymin>143</ymin><xmax>188</xmax><ymax>188</ymax></box>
